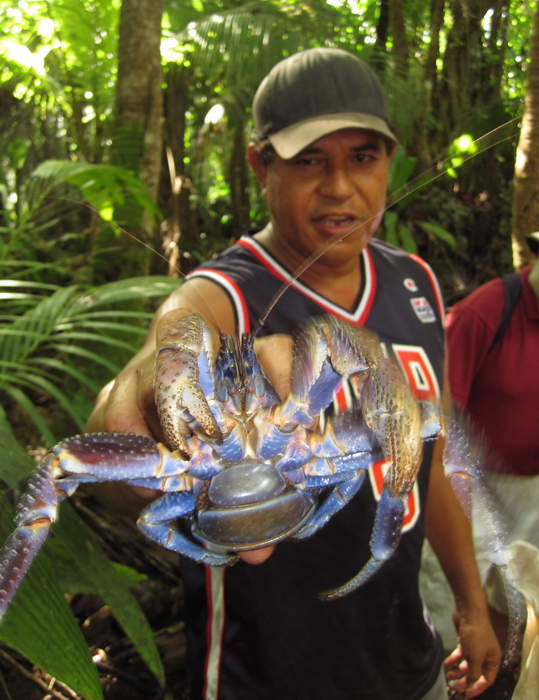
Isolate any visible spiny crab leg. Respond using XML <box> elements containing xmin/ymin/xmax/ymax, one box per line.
<box><xmin>0</xmin><ymin>453</ymin><xmax>60</xmax><ymax>617</ymax></box>
<box><xmin>324</xmin><ymin>356</ymin><xmax>423</xmax><ymax>598</ymax></box>
<box><xmin>0</xmin><ymin>433</ymin><xmax>206</xmax><ymax>618</ymax></box>
<box><xmin>442</xmin><ymin>409</ymin><xmax>525</xmax><ymax>667</ymax></box>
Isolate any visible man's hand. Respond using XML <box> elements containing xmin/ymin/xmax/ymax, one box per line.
<box><xmin>444</xmin><ymin>606</ymin><xmax>502</xmax><ymax>697</ymax></box>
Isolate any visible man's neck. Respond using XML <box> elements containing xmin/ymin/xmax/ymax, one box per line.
<box><xmin>252</xmin><ymin>224</ymin><xmax>363</xmax><ymax>312</ymax></box>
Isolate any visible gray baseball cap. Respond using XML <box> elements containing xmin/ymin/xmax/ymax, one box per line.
<box><xmin>253</xmin><ymin>48</ymin><xmax>396</xmax><ymax>160</ymax></box>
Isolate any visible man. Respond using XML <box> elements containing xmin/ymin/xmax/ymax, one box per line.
<box><xmin>87</xmin><ymin>48</ymin><xmax>500</xmax><ymax>699</ymax></box>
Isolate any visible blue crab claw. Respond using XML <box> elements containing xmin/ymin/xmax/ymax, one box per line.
<box><xmin>155</xmin><ymin>314</ymin><xmax>223</xmax><ymax>456</ymax></box>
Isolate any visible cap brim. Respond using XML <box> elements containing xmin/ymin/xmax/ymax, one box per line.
<box><xmin>268</xmin><ymin>112</ymin><xmax>397</xmax><ymax>160</ymax></box>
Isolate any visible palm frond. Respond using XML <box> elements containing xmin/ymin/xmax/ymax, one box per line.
<box><xmin>0</xmin><ymin>276</ymin><xmax>182</xmax><ymax>443</ymax></box>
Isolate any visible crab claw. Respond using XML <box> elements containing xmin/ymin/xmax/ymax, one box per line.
<box><xmin>155</xmin><ymin>313</ymin><xmax>223</xmax><ymax>455</ymax></box>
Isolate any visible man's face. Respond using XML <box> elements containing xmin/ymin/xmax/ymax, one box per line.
<box><xmin>251</xmin><ymin>128</ymin><xmax>394</xmax><ymax>266</ymax></box>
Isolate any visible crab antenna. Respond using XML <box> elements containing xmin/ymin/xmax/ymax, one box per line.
<box><xmin>54</xmin><ymin>196</ymin><xmax>225</xmax><ymax>336</ymax></box>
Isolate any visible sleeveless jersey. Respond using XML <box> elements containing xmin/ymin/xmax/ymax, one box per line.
<box><xmin>181</xmin><ymin>234</ymin><xmax>445</xmax><ymax>700</ymax></box>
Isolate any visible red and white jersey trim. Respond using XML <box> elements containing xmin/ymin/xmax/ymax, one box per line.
<box><xmin>237</xmin><ymin>237</ymin><xmax>377</xmax><ymax>326</ymax></box>
<box><xmin>203</xmin><ymin>565</ymin><xmax>225</xmax><ymax>700</ymax></box>
<box><xmin>409</xmin><ymin>254</ymin><xmax>445</xmax><ymax>322</ymax></box>
<box><xmin>185</xmin><ymin>268</ymin><xmax>251</xmax><ymax>335</ymax></box>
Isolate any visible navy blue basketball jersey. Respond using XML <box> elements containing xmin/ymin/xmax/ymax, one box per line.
<box><xmin>182</xmin><ymin>233</ymin><xmax>445</xmax><ymax>700</ymax></box>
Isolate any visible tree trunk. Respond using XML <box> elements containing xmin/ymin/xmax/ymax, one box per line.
<box><xmin>373</xmin><ymin>0</ymin><xmax>389</xmax><ymax>73</ymax></box>
<box><xmin>113</xmin><ymin>0</ymin><xmax>164</xmax><ymax>202</ymax></box>
<box><xmin>511</xmin><ymin>0</ymin><xmax>539</xmax><ymax>269</ymax></box>
<box><xmin>162</xmin><ymin>64</ymin><xmax>200</xmax><ymax>274</ymax></box>
<box><xmin>108</xmin><ymin>0</ymin><xmax>164</xmax><ymax>277</ymax></box>
<box><xmin>228</xmin><ymin>116</ymin><xmax>250</xmax><ymax>237</ymax></box>
<box><xmin>388</xmin><ymin>0</ymin><xmax>409</xmax><ymax>78</ymax></box>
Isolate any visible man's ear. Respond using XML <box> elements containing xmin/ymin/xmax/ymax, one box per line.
<box><xmin>247</xmin><ymin>144</ymin><xmax>268</xmax><ymax>191</ymax></box>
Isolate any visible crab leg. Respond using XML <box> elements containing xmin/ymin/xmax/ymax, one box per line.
<box><xmin>0</xmin><ymin>453</ymin><xmax>61</xmax><ymax>617</ymax></box>
<box><xmin>0</xmin><ymin>433</ymin><xmax>190</xmax><ymax>618</ymax></box>
<box><xmin>322</xmin><ymin>489</ymin><xmax>407</xmax><ymax>600</ymax></box>
<box><xmin>272</xmin><ymin>317</ymin><xmax>423</xmax><ymax>598</ymax></box>
<box><xmin>442</xmin><ymin>410</ymin><xmax>526</xmax><ymax>667</ymax></box>
<box><xmin>137</xmin><ymin>492</ymin><xmax>238</xmax><ymax>566</ymax></box>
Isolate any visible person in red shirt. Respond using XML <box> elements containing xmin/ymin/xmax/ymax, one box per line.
<box><xmin>446</xmin><ymin>232</ymin><xmax>539</xmax><ymax>548</ymax></box>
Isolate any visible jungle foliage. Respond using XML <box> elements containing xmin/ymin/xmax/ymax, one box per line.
<box><xmin>0</xmin><ymin>0</ymin><xmax>535</xmax><ymax>291</ymax></box>
<box><xmin>0</xmin><ymin>0</ymin><xmax>537</xmax><ymax>696</ymax></box>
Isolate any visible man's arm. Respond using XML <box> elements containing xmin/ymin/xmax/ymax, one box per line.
<box><xmin>85</xmin><ymin>278</ymin><xmax>238</xmax><ymax>516</ymax></box>
<box><xmin>85</xmin><ymin>278</ymin><xmax>293</xmax><ymax>563</ymax></box>
<box><xmin>425</xmin><ymin>436</ymin><xmax>502</xmax><ymax>697</ymax></box>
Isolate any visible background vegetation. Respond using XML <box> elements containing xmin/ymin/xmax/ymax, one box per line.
<box><xmin>0</xmin><ymin>0</ymin><xmax>538</xmax><ymax>697</ymax></box>
<box><xmin>1</xmin><ymin>0</ymin><xmax>537</xmax><ymax>295</ymax></box>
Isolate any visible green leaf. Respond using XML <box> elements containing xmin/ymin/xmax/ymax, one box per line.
<box><xmin>49</xmin><ymin>343</ymin><xmax>123</xmax><ymax>375</ymax></box>
<box><xmin>0</xmin><ymin>386</ymin><xmax>56</xmax><ymax>447</ymax></box>
<box><xmin>0</xmin><ymin>404</ymin><xmax>35</xmax><ymax>485</ymax></box>
<box><xmin>388</xmin><ymin>145</ymin><xmax>417</xmax><ymax>195</ymax></box>
<box><xmin>398</xmin><ymin>224</ymin><xmax>418</xmax><ymax>255</ymax></box>
<box><xmin>417</xmin><ymin>220</ymin><xmax>457</xmax><ymax>248</ymax></box>
<box><xmin>11</xmin><ymin>372</ymin><xmax>86</xmax><ymax>430</ymax></box>
<box><xmin>31</xmin><ymin>161</ymin><xmax>161</xmax><ymax>227</ymax></box>
<box><xmin>44</xmin><ymin>539</ymin><xmax>147</xmax><ymax>594</ymax></box>
<box><xmin>27</xmin><ymin>356</ymin><xmax>103</xmax><ymax>394</ymax></box>
<box><xmin>50</xmin><ymin>330</ymin><xmax>144</xmax><ymax>353</ymax></box>
<box><xmin>75</xmin><ymin>277</ymin><xmax>181</xmax><ymax>309</ymax></box>
<box><xmin>55</xmin><ymin>505</ymin><xmax>165</xmax><ymax>686</ymax></box>
<box><xmin>0</xmin><ymin>409</ymin><xmax>103</xmax><ymax>700</ymax></box>
<box><xmin>383</xmin><ymin>210</ymin><xmax>399</xmax><ymax>247</ymax></box>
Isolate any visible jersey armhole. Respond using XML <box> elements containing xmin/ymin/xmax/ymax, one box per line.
<box><xmin>185</xmin><ymin>269</ymin><xmax>251</xmax><ymax>334</ymax></box>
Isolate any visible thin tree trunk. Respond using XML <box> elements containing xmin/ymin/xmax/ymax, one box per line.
<box><xmin>373</xmin><ymin>0</ymin><xmax>389</xmax><ymax>73</ymax></box>
<box><xmin>511</xmin><ymin>0</ymin><xmax>539</xmax><ymax>269</ymax></box>
<box><xmin>108</xmin><ymin>0</ymin><xmax>164</xmax><ymax>276</ymax></box>
<box><xmin>113</xmin><ymin>0</ymin><xmax>164</xmax><ymax>202</ymax></box>
<box><xmin>388</xmin><ymin>0</ymin><xmax>409</xmax><ymax>78</ymax></box>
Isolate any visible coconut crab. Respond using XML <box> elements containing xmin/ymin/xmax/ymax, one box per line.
<box><xmin>0</xmin><ymin>312</ymin><xmax>435</xmax><ymax>616</ymax></box>
<box><xmin>0</xmin><ymin>312</ymin><xmax>527</xmax><ymax>669</ymax></box>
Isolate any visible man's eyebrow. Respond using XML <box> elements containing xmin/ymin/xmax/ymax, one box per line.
<box><xmin>296</xmin><ymin>141</ymin><xmax>384</xmax><ymax>157</ymax></box>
